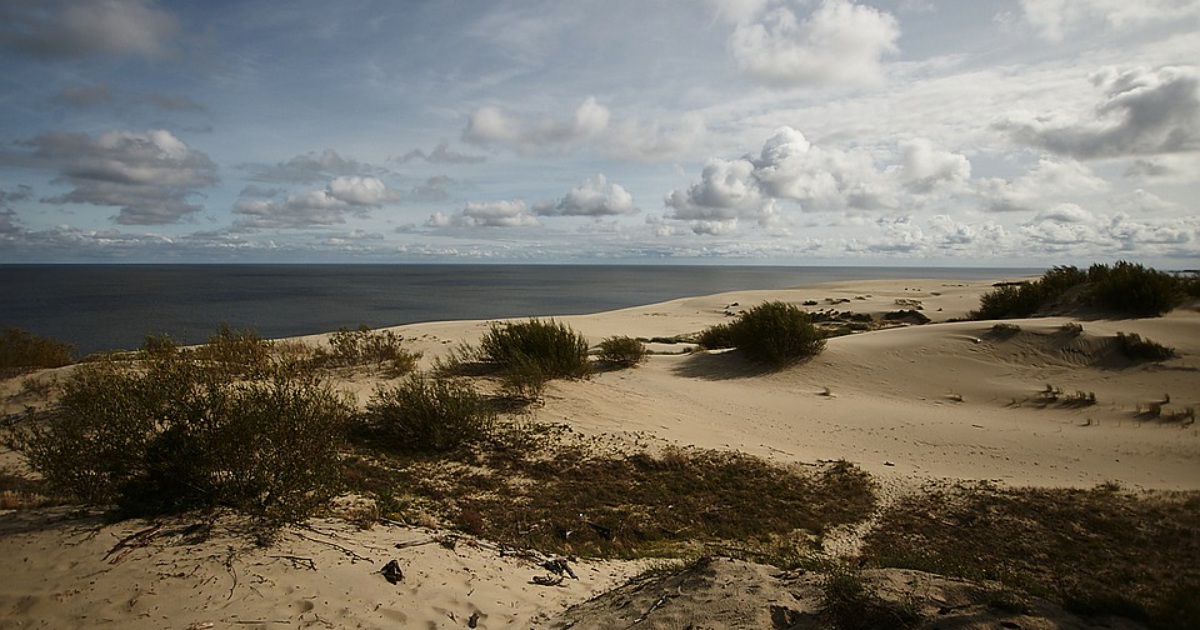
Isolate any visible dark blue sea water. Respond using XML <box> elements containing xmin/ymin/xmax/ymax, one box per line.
<box><xmin>0</xmin><ymin>264</ymin><xmax>1033</xmax><ymax>356</ymax></box>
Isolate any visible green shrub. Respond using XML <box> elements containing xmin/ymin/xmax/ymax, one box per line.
<box><xmin>0</xmin><ymin>328</ymin><xmax>73</xmax><ymax>376</ymax></box>
<box><xmin>479</xmin><ymin>319</ymin><xmax>591</xmax><ymax>380</ymax></box>
<box><xmin>727</xmin><ymin>301</ymin><xmax>825</xmax><ymax>367</ymax></box>
<box><xmin>363</xmin><ymin>375</ymin><xmax>494</xmax><ymax>453</ymax></box>
<box><xmin>597</xmin><ymin>336</ymin><xmax>648</xmax><ymax>368</ymax></box>
<box><xmin>1114</xmin><ymin>332</ymin><xmax>1177</xmax><ymax>362</ymax></box>
<box><xmin>10</xmin><ymin>357</ymin><xmax>350</xmax><ymax>524</ymax></box>
<box><xmin>696</xmin><ymin>322</ymin><xmax>735</xmax><ymax>350</ymax></box>
<box><xmin>1088</xmin><ymin>261</ymin><xmax>1183</xmax><ymax>317</ymax></box>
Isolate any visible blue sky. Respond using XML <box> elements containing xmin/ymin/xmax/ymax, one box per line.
<box><xmin>0</xmin><ymin>0</ymin><xmax>1197</xmax><ymax>265</ymax></box>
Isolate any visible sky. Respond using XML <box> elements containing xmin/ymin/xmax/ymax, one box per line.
<box><xmin>0</xmin><ymin>0</ymin><xmax>1197</xmax><ymax>266</ymax></box>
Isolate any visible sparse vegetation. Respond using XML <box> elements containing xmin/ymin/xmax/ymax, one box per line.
<box><xmin>8</xmin><ymin>355</ymin><xmax>350</xmax><ymax>525</ymax></box>
<box><xmin>347</xmin><ymin>434</ymin><xmax>875</xmax><ymax>559</ymax></box>
<box><xmin>1061</xmin><ymin>390</ymin><xmax>1097</xmax><ymax>407</ymax></box>
<box><xmin>1114</xmin><ymin>332</ymin><xmax>1177</xmax><ymax>362</ymax></box>
<box><xmin>820</xmin><ymin>568</ymin><xmax>922</xmax><ymax>630</ymax></box>
<box><xmin>1</xmin><ymin>327</ymin><xmax>73</xmax><ymax>376</ymax></box>
<box><xmin>860</xmin><ymin>483</ymin><xmax>1200</xmax><ymax>629</ymax></box>
<box><xmin>596</xmin><ymin>336</ymin><xmax>648</xmax><ymax>368</ymax></box>
<box><xmin>361</xmin><ymin>375</ymin><xmax>495</xmax><ymax>453</ymax></box>
<box><xmin>314</xmin><ymin>325</ymin><xmax>421</xmax><ymax>374</ymax></box>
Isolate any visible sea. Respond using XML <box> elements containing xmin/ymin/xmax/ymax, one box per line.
<box><xmin>0</xmin><ymin>264</ymin><xmax>1035</xmax><ymax>357</ymax></box>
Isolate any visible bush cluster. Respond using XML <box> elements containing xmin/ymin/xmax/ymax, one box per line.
<box><xmin>10</xmin><ymin>356</ymin><xmax>350</xmax><ymax>525</ymax></box>
<box><xmin>363</xmin><ymin>375</ymin><xmax>494</xmax><ymax>453</ymax></box>
<box><xmin>1087</xmin><ymin>261</ymin><xmax>1183</xmax><ymax>317</ymax></box>
<box><xmin>597</xmin><ymin>336</ymin><xmax>648</xmax><ymax>368</ymax></box>
<box><xmin>700</xmin><ymin>301</ymin><xmax>825</xmax><ymax>367</ymax></box>
<box><xmin>1</xmin><ymin>327</ymin><xmax>73</xmax><ymax>376</ymax></box>
<box><xmin>972</xmin><ymin>262</ymin><xmax>1189</xmax><ymax>320</ymax></box>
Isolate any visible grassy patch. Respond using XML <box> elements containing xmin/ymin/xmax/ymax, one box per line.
<box><xmin>859</xmin><ymin>483</ymin><xmax>1200</xmax><ymax>628</ymax></box>
<box><xmin>347</xmin><ymin>428</ymin><xmax>875</xmax><ymax>560</ymax></box>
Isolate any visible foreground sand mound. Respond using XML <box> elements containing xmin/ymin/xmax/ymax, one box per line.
<box><xmin>542</xmin><ymin>557</ymin><xmax>1147</xmax><ymax>630</ymax></box>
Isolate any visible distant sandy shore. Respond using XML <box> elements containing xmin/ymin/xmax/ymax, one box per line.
<box><xmin>2</xmin><ymin>274</ymin><xmax>1197</xmax><ymax>629</ymax></box>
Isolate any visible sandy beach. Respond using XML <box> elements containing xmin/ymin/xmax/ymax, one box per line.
<box><xmin>2</xmin><ymin>275</ymin><xmax>1197</xmax><ymax>629</ymax></box>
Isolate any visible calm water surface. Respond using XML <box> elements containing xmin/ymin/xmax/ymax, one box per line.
<box><xmin>0</xmin><ymin>264</ymin><xmax>1033</xmax><ymax>356</ymax></box>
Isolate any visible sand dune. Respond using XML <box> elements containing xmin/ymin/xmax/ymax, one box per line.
<box><xmin>2</xmin><ymin>275</ymin><xmax>1197</xmax><ymax>628</ymax></box>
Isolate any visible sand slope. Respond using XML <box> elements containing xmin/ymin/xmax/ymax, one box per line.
<box><xmin>542</xmin><ymin>556</ymin><xmax>1147</xmax><ymax>630</ymax></box>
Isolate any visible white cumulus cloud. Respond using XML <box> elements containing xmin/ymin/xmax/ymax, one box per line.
<box><xmin>428</xmin><ymin>200</ymin><xmax>540</xmax><ymax>228</ymax></box>
<box><xmin>537</xmin><ymin>174</ymin><xmax>639</xmax><ymax>217</ymax></box>
<box><xmin>727</xmin><ymin>0</ymin><xmax>900</xmax><ymax>87</ymax></box>
<box><xmin>463</xmin><ymin>97</ymin><xmax>610</xmax><ymax>154</ymax></box>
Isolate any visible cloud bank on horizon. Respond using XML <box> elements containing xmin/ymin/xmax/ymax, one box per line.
<box><xmin>0</xmin><ymin>0</ymin><xmax>1197</xmax><ymax>265</ymax></box>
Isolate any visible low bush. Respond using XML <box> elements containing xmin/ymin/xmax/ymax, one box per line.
<box><xmin>479</xmin><ymin>319</ymin><xmax>590</xmax><ymax>380</ymax></box>
<box><xmin>727</xmin><ymin>301</ymin><xmax>826</xmax><ymax>367</ymax></box>
<box><xmin>597</xmin><ymin>336</ymin><xmax>648</xmax><ymax>368</ymax></box>
<box><xmin>1114</xmin><ymin>332</ymin><xmax>1177</xmax><ymax>362</ymax></box>
<box><xmin>696</xmin><ymin>322</ymin><xmax>735</xmax><ymax>350</ymax></box>
<box><xmin>1</xmin><ymin>328</ymin><xmax>73</xmax><ymax>376</ymax></box>
<box><xmin>9</xmin><ymin>357</ymin><xmax>350</xmax><ymax>525</ymax></box>
<box><xmin>363</xmin><ymin>375</ymin><xmax>494</xmax><ymax>453</ymax></box>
